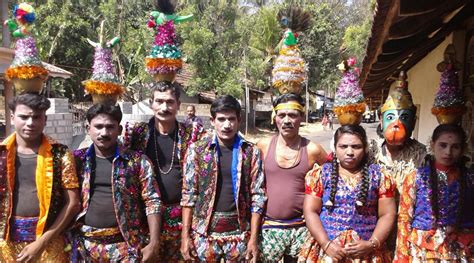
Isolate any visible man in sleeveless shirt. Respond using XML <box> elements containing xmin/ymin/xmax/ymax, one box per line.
<box><xmin>257</xmin><ymin>93</ymin><xmax>327</xmax><ymax>262</ymax></box>
<box><xmin>181</xmin><ymin>95</ymin><xmax>266</xmax><ymax>262</ymax></box>
<box><xmin>122</xmin><ymin>81</ymin><xmax>203</xmax><ymax>261</ymax></box>
<box><xmin>0</xmin><ymin>93</ymin><xmax>81</xmax><ymax>262</ymax></box>
<box><xmin>73</xmin><ymin>104</ymin><xmax>162</xmax><ymax>261</ymax></box>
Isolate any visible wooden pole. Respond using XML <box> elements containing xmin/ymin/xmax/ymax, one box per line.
<box><xmin>244</xmin><ymin>49</ymin><xmax>249</xmax><ymax>135</ymax></box>
<box><xmin>305</xmin><ymin>63</ymin><xmax>309</xmax><ymax>123</ymax></box>
<box><xmin>2</xmin><ymin>0</ymin><xmax>13</xmax><ymax>136</ymax></box>
<box><xmin>1</xmin><ymin>0</ymin><xmax>10</xmax><ymax>48</ymax></box>
<box><xmin>4</xmin><ymin>82</ymin><xmax>12</xmax><ymax>135</ymax></box>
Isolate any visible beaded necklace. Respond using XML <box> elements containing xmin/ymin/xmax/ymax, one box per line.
<box><xmin>153</xmin><ymin>128</ymin><xmax>178</xmax><ymax>175</ymax></box>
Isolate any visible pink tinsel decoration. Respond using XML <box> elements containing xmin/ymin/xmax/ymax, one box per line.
<box><xmin>335</xmin><ymin>68</ymin><xmax>364</xmax><ymax>106</ymax></box>
<box><xmin>154</xmin><ymin>21</ymin><xmax>176</xmax><ymax>46</ymax></box>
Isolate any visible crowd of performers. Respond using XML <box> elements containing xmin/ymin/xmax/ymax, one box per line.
<box><xmin>2</xmin><ymin>1</ymin><xmax>473</xmax><ymax>262</ymax></box>
<box><xmin>0</xmin><ymin>80</ymin><xmax>471</xmax><ymax>262</ymax></box>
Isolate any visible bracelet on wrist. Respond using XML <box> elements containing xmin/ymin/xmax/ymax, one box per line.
<box><xmin>372</xmin><ymin>236</ymin><xmax>381</xmax><ymax>248</ymax></box>
<box><xmin>323</xmin><ymin>240</ymin><xmax>332</xmax><ymax>252</ymax></box>
<box><xmin>368</xmin><ymin>238</ymin><xmax>381</xmax><ymax>251</ymax></box>
<box><xmin>368</xmin><ymin>239</ymin><xmax>376</xmax><ymax>250</ymax></box>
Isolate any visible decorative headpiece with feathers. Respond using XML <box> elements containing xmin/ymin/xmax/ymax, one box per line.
<box><xmin>277</xmin><ymin>7</ymin><xmax>311</xmax><ymax>33</ymax></box>
<box><xmin>157</xmin><ymin>0</ymin><xmax>175</xmax><ymax>15</ymax></box>
<box><xmin>272</xmin><ymin>7</ymin><xmax>311</xmax><ymax>94</ymax></box>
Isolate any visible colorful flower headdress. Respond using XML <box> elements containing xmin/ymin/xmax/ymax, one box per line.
<box><xmin>145</xmin><ymin>0</ymin><xmax>193</xmax><ymax>82</ymax></box>
<box><xmin>272</xmin><ymin>6</ymin><xmax>311</xmax><ymax>95</ymax></box>
<box><xmin>4</xmin><ymin>3</ymin><xmax>48</xmax><ymax>94</ymax></box>
<box><xmin>431</xmin><ymin>44</ymin><xmax>465</xmax><ymax>125</ymax></box>
<box><xmin>333</xmin><ymin>57</ymin><xmax>366</xmax><ymax>125</ymax></box>
<box><xmin>83</xmin><ymin>21</ymin><xmax>124</xmax><ymax>104</ymax></box>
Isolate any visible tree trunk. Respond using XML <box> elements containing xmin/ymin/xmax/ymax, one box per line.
<box><xmin>1</xmin><ymin>0</ymin><xmax>11</xmax><ymax>47</ymax></box>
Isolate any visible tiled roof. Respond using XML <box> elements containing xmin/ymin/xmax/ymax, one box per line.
<box><xmin>360</xmin><ymin>0</ymin><xmax>472</xmax><ymax>104</ymax></box>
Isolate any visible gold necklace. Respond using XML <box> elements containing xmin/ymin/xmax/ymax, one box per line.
<box><xmin>276</xmin><ymin>137</ymin><xmax>302</xmax><ymax>168</ymax></box>
<box><xmin>277</xmin><ymin>137</ymin><xmax>301</xmax><ymax>160</ymax></box>
<box><xmin>153</xmin><ymin>128</ymin><xmax>178</xmax><ymax>175</ymax></box>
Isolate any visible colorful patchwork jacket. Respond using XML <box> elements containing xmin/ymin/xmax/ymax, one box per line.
<box><xmin>122</xmin><ymin>118</ymin><xmax>203</xmax><ymax>166</ymax></box>
<box><xmin>181</xmin><ymin>132</ymin><xmax>266</xmax><ymax>235</ymax></box>
<box><xmin>73</xmin><ymin>144</ymin><xmax>162</xmax><ymax>250</ymax></box>
<box><xmin>0</xmin><ymin>133</ymin><xmax>78</xmax><ymax>241</ymax></box>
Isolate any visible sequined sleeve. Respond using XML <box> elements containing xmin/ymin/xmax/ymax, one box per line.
<box><xmin>250</xmin><ymin>146</ymin><xmax>266</xmax><ymax>214</ymax></box>
<box><xmin>181</xmin><ymin>142</ymin><xmax>198</xmax><ymax>207</ymax></box>
<box><xmin>139</xmin><ymin>155</ymin><xmax>162</xmax><ymax>216</ymax></box>
<box><xmin>122</xmin><ymin>122</ymin><xmax>148</xmax><ymax>152</ymax></box>
<box><xmin>305</xmin><ymin>164</ymin><xmax>323</xmax><ymax>198</ymax></box>
<box><xmin>394</xmin><ymin>169</ymin><xmax>417</xmax><ymax>262</ymax></box>
<box><xmin>60</xmin><ymin>150</ymin><xmax>79</xmax><ymax>189</ymax></box>
<box><xmin>377</xmin><ymin>168</ymin><xmax>395</xmax><ymax>198</ymax></box>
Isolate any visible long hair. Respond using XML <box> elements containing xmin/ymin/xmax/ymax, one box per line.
<box><xmin>326</xmin><ymin>125</ymin><xmax>369</xmax><ymax>207</ymax></box>
<box><xmin>428</xmin><ymin>124</ymin><xmax>467</xmax><ymax>226</ymax></box>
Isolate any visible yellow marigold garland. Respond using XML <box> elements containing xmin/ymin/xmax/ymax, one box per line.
<box><xmin>5</xmin><ymin>65</ymin><xmax>48</xmax><ymax>80</ymax></box>
<box><xmin>274</xmin><ymin>58</ymin><xmax>305</xmax><ymax>65</ymax></box>
<box><xmin>273</xmin><ymin>67</ymin><xmax>305</xmax><ymax>74</ymax></box>
<box><xmin>279</xmin><ymin>45</ymin><xmax>301</xmax><ymax>56</ymax></box>
<box><xmin>273</xmin><ymin>79</ymin><xmax>305</xmax><ymax>88</ymax></box>
<box><xmin>333</xmin><ymin>102</ymin><xmax>366</xmax><ymax>116</ymax></box>
<box><xmin>145</xmin><ymin>57</ymin><xmax>183</xmax><ymax>70</ymax></box>
<box><xmin>83</xmin><ymin>80</ymin><xmax>125</xmax><ymax>95</ymax></box>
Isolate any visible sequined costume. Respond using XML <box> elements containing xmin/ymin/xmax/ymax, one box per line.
<box><xmin>0</xmin><ymin>133</ymin><xmax>78</xmax><ymax>262</ymax></box>
<box><xmin>394</xmin><ymin>163</ymin><xmax>474</xmax><ymax>262</ymax></box>
<box><xmin>181</xmin><ymin>132</ymin><xmax>266</xmax><ymax>261</ymax></box>
<box><xmin>72</xmin><ymin>144</ymin><xmax>162</xmax><ymax>262</ymax></box>
<box><xmin>123</xmin><ymin>118</ymin><xmax>202</xmax><ymax>261</ymax></box>
<box><xmin>299</xmin><ymin>163</ymin><xmax>395</xmax><ymax>262</ymax></box>
<box><xmin>369</xmin><ymin>137</ymin><xmax>426</xmax><ymax>191</ymax></box>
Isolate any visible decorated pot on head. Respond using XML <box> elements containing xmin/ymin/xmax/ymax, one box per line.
<box><xmin>333</xmin><ymin>57</ymin><xmax>366</xmax><ymax>125</ymax></box>
<box><xmin>4</xmin><ymin>3</ymin><xmax>48</xmax><ymax>94</ymax></box>
<box><xmin>431</xmin><ymin>44</ymin><xmax>466</xmax><ymax>125</ymax></box>
<box><xmin>145</xmin><ymin>0</ymin><xmax>193</xmax><ymax>82</ymax></box>
<box><xmin>272</xmin><ymin>7</ymin><xmax>311</xmax><ymax>95</ymax></box>
<box><xmin>82</xmin><ymin>21</ymin><xmax>124</xmax><ymax>105</ymax></box>
<box><xmin>380</xmin><ymin>71</ymin><xmax>417</xmax><ymax>146</ymax></box>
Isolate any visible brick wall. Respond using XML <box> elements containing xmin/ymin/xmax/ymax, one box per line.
<box><xmin>45</xmin><ymin>98</ymin><xmax>74</xmax><ymax>147</ymax></box>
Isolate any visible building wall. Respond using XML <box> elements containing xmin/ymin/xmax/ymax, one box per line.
<box><xmin>45</xmin><ymin>98</ymin><xmax>74</xmax><ymax>147</ymax></box>
<box><xmin>390</xmin><ymin>34</ymin><xmax>454</xmax><ymax>145</ymax></box>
